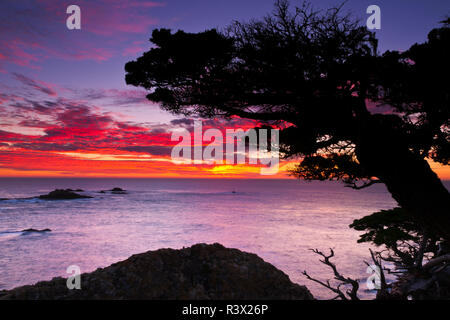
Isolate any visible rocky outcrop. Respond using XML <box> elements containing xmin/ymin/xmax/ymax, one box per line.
<box><xmin>110</xmin><ymin>187</ymin><xmax>125</xmax><ymax>192</ymax></box>
<box><xmin>21</xmin><ymin>228</ymin><xmax>51</xmax><ymax>233</ymax></box>
<box><xmin>109</xmin><ymin>187</ymin><xmax>127</xmax><ymax>194</ymax></box>
<box><xmin>98</xmin><ymin>187</ymin><xmax>127</xmax><ymax>194</ymax></box>
<box><xmin>38</xmin><ymin>189</ymin><xmax>92</xmax><ymax>200</ymax></box>
<box><xmin>0</xmin><ymin>243</ymin><xmax>313</xmax><ymax>300</ymax></box>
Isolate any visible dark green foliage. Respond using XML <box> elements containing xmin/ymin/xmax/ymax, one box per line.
<box><xmin>125</xmin><ymin>29</ymin><xmax>234</xmax><ymax>116</ymax></box>
<box><xmin>350</xmin><ymin>208</ymin><xmax>420</xmax><ymax>246</ymax></box>
<box><xmin>368</xmin><ymin>23</ymin><xmax>450</xmax><ymax>165</ymax></box>
<box><xmin>290</xmin><ymin>154</ymin><xmax>368</xmax><ymax>181</ymax></box>
<box><xmin>350</xmin><ymin>208</ymin><xmax>442</xmax><ymax>271</ymax></box>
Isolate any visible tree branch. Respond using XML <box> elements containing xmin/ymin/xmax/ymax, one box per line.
<box><xmin>422</xmin><ymin>254</ymin><xmax>450</xmax><ymax>271</ymax></box>
<box><xmin>303</xmin><ymin>248</ymin><xmax>360</xmax><ymax>300</ymax></box>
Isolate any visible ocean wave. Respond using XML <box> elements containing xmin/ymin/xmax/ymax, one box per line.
<box><xmin>0</xmin><ymin>197</ymin><xmax>42</xmax><ymax>204</ymax></box>
<box><xmin>0</xmin><ymin>231</ymin><xmax>24</xmax><ymax>240</ymax></box>
<box><xmin>0</xmin><ymin>229</ymin><xmax>51</xmax><ymax>240</ymax></box>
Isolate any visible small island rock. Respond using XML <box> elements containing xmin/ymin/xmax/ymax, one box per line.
<box><xmin>38</xmin><ymin>189</ymin><xmax>92</xmax><ymax>200</ymax></box>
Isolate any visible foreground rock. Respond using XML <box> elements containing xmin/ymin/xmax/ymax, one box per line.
<box><xmin>0</xmin><ymin>243</ymin><xmax>313</xmax><ymax>300</ymax></box>
<box><xmin>38</xmin><ymin>189</ymin><xmax>92</xmax><ymax>200</ymax></box>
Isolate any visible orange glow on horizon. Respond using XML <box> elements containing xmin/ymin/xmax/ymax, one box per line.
<box><xmin>0</xmin><ymin>154</ymin><xmax>448</xmax><ymax>181</ymax></box>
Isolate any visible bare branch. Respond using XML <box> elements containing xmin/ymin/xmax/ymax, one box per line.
<box><xmin>422</xmin><ymin>254</ymin><xmax>450</xmax><ymax>271</ymax></box>
<box><xmin>302</xmin><ymin>270</ymin><xmax>348</xmax><ymax>300</ymax></box>
<box><xmin>303</xmin><ymin>248</ymin><xmax>360</xmax><ymax>300</ymax></box>
<box><xmin>365</xmin><ymin>249</ymin><xmax>390</xmax><ymax>299</ymax></box>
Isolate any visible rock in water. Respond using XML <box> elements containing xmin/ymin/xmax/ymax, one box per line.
<box><xmin>109</xmin><ymin>187</ymin><xmax>127</xmax><ymax>194</ymax></box>
<box><xmin>110</xmin><ymin>187</ymin><xmax>125</xmax><ymax>192</ymax></box>
<box><xmin>0</xmin><ymin>243</ymin><xmax>313</xmax><ymax>300</ymax></box>
<box><xmin>21</xmin><ymin>229</ymin><xmax>51</xmax><ymax>233</ymax></box>
<box><xmin>38</xmin><ymin>189</ymin><xmax>92</xmax><ymax>200</ymax></box>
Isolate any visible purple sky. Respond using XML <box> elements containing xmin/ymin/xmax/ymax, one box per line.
<box><xmin>1</xmin><ymin>0</ymin><xmax>448</xmax><ymax>91</ymax></box>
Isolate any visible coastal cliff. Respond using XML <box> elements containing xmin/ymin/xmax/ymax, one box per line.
<box><xmin>0</xmin><ymin>243</ymin><xmax>313</xmax><ymax>300</ymax></box>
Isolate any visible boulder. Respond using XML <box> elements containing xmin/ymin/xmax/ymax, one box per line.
<box><xmin>38</xmin><ymin>189</ymin><xmax>92</xmax><ymax>200</ymax></box>
<box><xmin>110</xmin><ymin>187</ymin><xmax>127</xmax><ymax>194</ymax></box>
<box><xmin>110</xmin><ymin>187</ymin><xmax>125</xmax><ymax>192</ymax></box>
<box><xmin>0</xmin><ymin>243</ymin><xmax>313</xmax><ymax>300</ymax></box>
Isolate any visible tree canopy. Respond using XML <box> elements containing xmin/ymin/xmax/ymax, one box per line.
<box><xmin>125</xmin><ymin>0</ymin><xmax>450</xmax><ymax>238</ymax></box>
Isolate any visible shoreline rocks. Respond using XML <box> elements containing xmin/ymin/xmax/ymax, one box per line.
<box><xmin>3</xmin><ymin>187</ymin><xmax>128</xmax><ymax>201</ymax></box>
<box><xmin>0</xmin><ymin>243</ymin><xmax>313</xmax><ymax>300</ymax></box>
<box><xmin>38</xmin><ymin>189</ymin><xmax>92</xmax><ymax>200</ymax></box>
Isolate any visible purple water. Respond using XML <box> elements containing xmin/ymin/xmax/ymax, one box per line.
<box><xmin>1</xmin><ymin>178</ymin><xmax>437</xmax><ymax>299</ymax></box>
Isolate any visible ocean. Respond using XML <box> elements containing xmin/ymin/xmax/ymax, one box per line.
<box><xmin>1</xmin><ymin>178</ymin><xmax>442</xmax><ymax>299</ymax></box>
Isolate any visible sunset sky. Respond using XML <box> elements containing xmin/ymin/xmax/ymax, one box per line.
<box><xmin>0</xmin><ymin>0</ymin><xmax>449</xmax><ymax>179</ymax></box>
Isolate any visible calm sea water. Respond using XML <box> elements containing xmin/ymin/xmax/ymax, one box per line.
<box><xmin>2</xmin><ymin>178</ymin><xmax>443</xmax><ymax>299</ymax></box>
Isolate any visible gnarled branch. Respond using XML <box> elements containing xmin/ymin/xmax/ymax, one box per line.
<box><xmin>303</xmin><ymin>248</ymin><xmax>360</xmax><ymax>300</ymax></box>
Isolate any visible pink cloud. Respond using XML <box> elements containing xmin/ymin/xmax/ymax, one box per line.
<box><xmin>67</xmin><ymin>47</ymin><xmax>113</xmax><ymax>62</ymax></box>
<box><xmin>1</xmin><ymin>40</ymin><xmax>41</xmax><ymax>68</ymax></box>
<box><xmin>37</xmin><ymin>0</ymin><xmax>161</xmax><ymax>36</ymax></box>
<box><xmin>0</xmin><ymin>0</ymin><xmax>162</xmax><ymax>68</ymax></box>
<box><xmin>112</xmin><ymin>1</ymin><xmax>166</xmax><ymax>8</ymax></box>
<box><xmin>13</xmin><ymin>73</ymin><xmax>58</xmax><ymax>96</ymax></box>
<box><xmin>122</xmin><ymin>44</ymin><xmax>148</xmax><ymax>57</ymax></box>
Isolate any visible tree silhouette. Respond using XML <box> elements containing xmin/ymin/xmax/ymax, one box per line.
<box><xmin>125</xmin><ymin>1</ymin><xmax>450</xmax><ymax>239</ymax></box>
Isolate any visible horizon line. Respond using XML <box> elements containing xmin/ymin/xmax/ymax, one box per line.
<box><xmin>0</xmin><ymin>176</ymin><xmax>449</xmax><ymax>182</ymax></box>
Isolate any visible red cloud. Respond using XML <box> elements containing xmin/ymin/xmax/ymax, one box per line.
<box><xmin>0</xmin><ymin>80</ymin><xmax>290</xmax><ymax>178</ymax></box>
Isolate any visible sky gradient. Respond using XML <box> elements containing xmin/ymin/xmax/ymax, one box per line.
<box><xmin>0</xmin><ymin>0</ymin><xmax>449</xmax><ymax>178</ymax></box>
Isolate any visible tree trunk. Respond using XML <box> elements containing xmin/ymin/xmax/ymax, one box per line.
<box><xmin>356</xmin><ymin>116</ymin><xmax>450</xmax><ymax>240</ymax></box>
